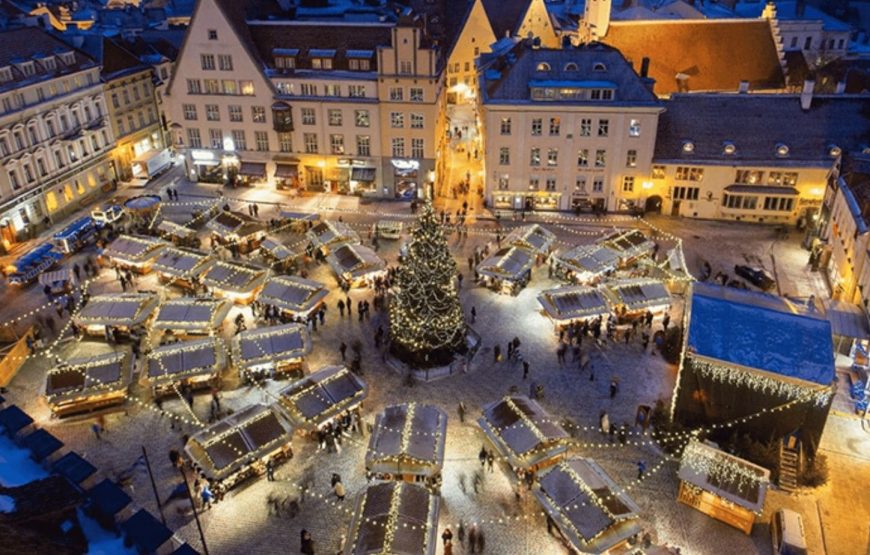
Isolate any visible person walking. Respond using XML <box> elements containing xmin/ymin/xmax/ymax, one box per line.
<box><xmin>441</xmin><ymin>528</ymin><xmax>453</xmax><ymax>546</ymax></box>
<box><xmin>599</xmin><ymin>410</ymin><xmax>610</xmax><ymax>437</ymax></box>
<box><xmin>478</xmin><ymin>446</ymin><xmax>487</xmax><ymax>467</ymax></box>
<box><xmin>334</xmin><ymin>479</ymin><xmax>346</xmax><ymax>501</ymax></box>
<box><xmin>610</xmin><ymin>379</ymin><xmax>619</xmax><ymax>399</ymax></box>
<box><xmin>91</xmin><ymin>421</ymin><xmax>102</xmax><ymax>440</ymax></box>
<box><xmin>339</xmin><ymin>342</ymin><xmax>347</xmax><ymax>362</ymax></box>
<box><xmin>266</xmin><ymin>459</ymin><xmax>275</xmax><ymax>481</ymax></box>
<box><xmin>470</xmin><ymin>306</ymin><xmax>476</xmax><ymax>324</ymax></box>
<box><xmin>486</xmin><ymin>450</ymin><xmax>494</xmax><ymax>472</ymax></box>
<box><xmin>662</xmin><ymin>312</ymin><xmax>671</xmax><ymax>331</ymax></box>
<box><xmin>493</xmin><ymin>344</ymin><xmax>500</xmax><ymax>363</ymax></box>
<box><xmin>201</xmin><ymin>484</ymin><xmax>215</xmax><ymax>509</ymax></box>
<box><xmin>458</xmin><ymin>401</ymin><xmax>466</xmax><ymax>423</ymax></box>
<box><xmin>346</xmin><ymin>296</ymin><xmax>352</xmax><ymax>317</ymax></box>
<box><xmin>522</xmin><ymin>360</ymin><xmax>529</xmax><ymax>380</ymax></box>
<box><xmin>468</xmin><ymin>525</ymin><xmax>478</xmax><ymax>554</ymax></box>
<box><xmin>337</xmin><ymin>299</ymin><xmax>345</xmax><ymax>317</ymax></box>
<box><xmin>636</xmin><ymin>460</ymin><xmax>646</xmax><ymax>480</ymax></box>
<box><xmin>300</xmin><ymin>529</ymin><xmax>315</xmax><ymax>555</ymax></box>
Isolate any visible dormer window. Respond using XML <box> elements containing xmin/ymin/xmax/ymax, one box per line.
<box><xmin>682</xmin><ymin>141</ymin><xmax>695</xmax><ymax>154</ymax></box>
<box><xmin>347</xmin><ymin>50</ymin><xmax>373</xmax><ymax>71</ymax></box>
<box><xmin>59</xmin><ymin>51</ymin><xmax>75</xmax><ymax>65</ymax></box>
<box><xmin>828</xmin><ymin>145</ymin><xmax>841</xmax><ymax>157</ymax></box>
<box><xmin>0</xmin><ymin>67</ymin><xmax>11</xmax><ymax>83</ymax></box>
<box><xmin>723</xmin><ymin>142</ymin><xmax>736</xmax><ymax>155</ymax></box>
<box><xmin>275</xmin><ymin>56</ymin><xmax>296</xmax><ymax>69</ymax></box>
<box><xmin>309</xmin><ymin>49</ymin><xmax>336</xmax><ymax>70</ymax></box>
<box><xmin>564</xmin><ymin>63</ymin><xmax>578</xmax><ymax>71</ymax></box>
<box><xmin>536</xmin><ymin>62</ymin><xmax>551</xmax><ymax>72</ymax></box>
<box><xmin>776</xmin><ymin>143</ymin><xmax>789</xmax><ymax>157</ymax></box>
<box><xmin>593</xmin><ymin>62</ymin><xmax>607</xmax><ymax>72</ymax></box>
<box><xmin>40</xmin><ymin>57</ymin><xmax>56</xmax><ymax>71</ymax></box>
<box><xmin>18</xmin><ymin>61</ymin><xmax>35</xmax><ymax>77</ymax></box>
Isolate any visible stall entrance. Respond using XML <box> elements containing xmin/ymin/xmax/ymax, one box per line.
<box><xmin>306</xmin><ymin>167</ymin><xmax>325</xmax><ymax>192</ymax></box>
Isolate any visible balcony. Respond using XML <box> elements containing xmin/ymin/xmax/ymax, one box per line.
<box><xmin>272</xmin><ymin>102</ymin><xmax>293</xmax><ymax>132</ymax></box>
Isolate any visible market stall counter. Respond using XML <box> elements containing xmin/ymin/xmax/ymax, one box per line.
<box><xmin>151</xmin><ymin>297</ymin><xmax>232</xmax><ymax>337</ymax></box>
<box><xmin>537</xmin><ymin>285</ymin><xmax>611</xmax><ymax>331</ymax></box>
<box><xmin>39</xmin><ymin>268</ymin><xmax>78</xmax><ymax>296</ymax></box>
<box><xmin>277</xmin><ymin>365</ymin><xmax>367</xmax><ymax>430</ymax></box>
<box><xmin>232</xmin><ymin>323</ymin><xmax>311</xmax><ymax>382</ymax></box>
<box><xmin>184</xmin><ymin>403</ymin><xmax>294</xmax><ymax>493</ymax></box>
<box><xmin>604</xmin><ymin>278</ymin><xmax>671</xmax><ymax>319</ymax></box>
<box><xmin>552</xmin><ymin>243</ymin><xmax>621</xmax><ymax>284</ymax></box>
<box><xmin>366</xmin><ymin>403</ymin><xmax>447</xmax><ymax>490</ymax></box>
<box><xmin>206</xmin><ymin>211</ymin><xmax>266</xmax><ymax>254</ymax></box>
<box><xmin>373</xmin><ymin>220</ymin><xmax>403</xmax><ymax>240</ymax></box>
<box><xmin>257</xmin><ymin>275</ymin><xmax>329</xmax><ymax>320</ymax></box>
<box><xmin>257</xmin><ymin>235</ymin><xmax>299</xmax><ymax>272</ymax></box>
<box><xmin>307</xmin><ymin>220</ymin><xmax>360</xmax><ymax>255</ymax></box>
<box><xmin>343</xmin><ymin>482</ymin><xmax>440</xmax><ymax>555</ymax></box>
<box><xmin>73</xmin><ymin>293</ymin><xmax>159</xmax><ymax>338</ymax></box>
<box><xmin>145</xmin><ymin>337</ymin><xmax>227</xmax><ymax>398</ymax></box>
<box><xmin>598</xmin><ymin>229</ymin><xmax>655</xmax><ymax>266</ymax></box>
<box><xmin>326</xmin><ymin>242</ymin><xmax>386</xmax><ymax>289</ymax></box>
<box><xmin>101</xmin><ymin>234</ymin><xmax>167</xmax><ymax>273</ymax></box>
<box><xmin>478</xmin><ymin>396</ymin><xmax>570</xmax><ymax>472</ymax></box>
<box><xmin>535</xmin><ymin>458</ymin><xmax>642</xmax><ymax>554</ymax></box>
<box><xmin>505</xmin><ymin>224</ymin><xmax>556</xmax><ymax>255</ymax></box>
<box><xmin>44</xmin><ymin>347</ymin><xmax>134</xmax><ymax>418</ymax></box>
<box><xmin>155</xmin><ymin>220</ymin><xmax>198</xmax><ymax>247</ymax></box>
<box><xmin>201</xmin><ymin>260</ymin><xmax>270</xmax><ymax>304</ymax></box>
<box><xmin>152</xmin><ymin>246</ymin><xmax>215</xmax><ymax>290</ymax></box>
<box><xmin>477</xmin><ymin>246</ymin><xmax>536</xmax><ymax>295</ymax></box>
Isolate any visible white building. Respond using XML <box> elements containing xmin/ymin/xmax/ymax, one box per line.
<box><xmin>0</xmin><ymin>27</ymin><xmax>115</xmax><ymax>252</ymax></box>
<box><xmin>478</xmin><ymin>41</ymin><xmax>662</xmax><ymax>212</ymax></box>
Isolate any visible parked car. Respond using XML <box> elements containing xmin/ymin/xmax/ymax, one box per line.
<box><xmin>734</xmin><ymin>264</ymin><xmax>775</xmax><ymax>291</ymax></box>
<box><xmin>771</xmin><ymin>509</ymin><xmax>808</xmax><ymax>555</ymax></box>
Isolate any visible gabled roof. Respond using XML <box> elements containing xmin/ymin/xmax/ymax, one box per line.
<box><xmin>0</xmin><ymin>27</ymin><xmax>96</xmax><ymax>93</ymax></box>
<box><xmin>100</xmin><ymin>37</ymin><xmax>150</xmax><ymax>80</ymax></box>
<box><xmin>602</xmin><ymin>20</ymin><xmax>784</xmax><ymax>94</ymax></box>
<box><xmin>482</xmin><ymin>0</ymin><xmax>533</xmax><ymax>39</ymax></box>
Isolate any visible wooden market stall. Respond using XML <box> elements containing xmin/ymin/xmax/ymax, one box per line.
<box><xmin>505</xmin><ymin>224</ymin><xmax>556</xmax><ymax>255</ymax></box>
<box><xmin>343</xmin><ymin>482</ymin><xmax>439</xmax><ymax>555</ymax></box>
<box><xmin>257</xmin><ymin>275</ymin><xmax>329</xmax><ymax>320</ymax></box>
<box><xmin>478</xmin><ymin>396</ymin><xmax>570</xmax><ymax>472</ymax></box>
<box><xmin>307</xmin><ymin>220</ymin><xmax>360</xmax><ymax>254</ymax></box>
<box><xmin>152</xmin><ymin>246</ymin><xmax>214</xmax><ymax>290</ymax></box>
<box><xmin>537</xmin><ymin>285</ymin><xmax>611</xmax><ymax>331</ymax></box>
<box><xmin>535</xmin><ymin>458</ymin><xmax>642</xmax><ymax>554</ymax></box>
<box><xmin>598</xmin><ymin>229</ymin><xmax>655</xmax><ymax>266</ymax></box>
<box><xmin>257</xmin><ymin>235</ymin><xmax>299</xmax><ymax>272</ymax></box>
<box><xmin>154</xmin><ymin>220</ymin><xmax>198</xmax><ymax>247</ymax></box>
<box><xmin>552</xmin><ymin>243</ymin><xmax>621</xmax><ymax>284</ymax></box>
<box><xmin>477</xmin><ymin>246</ymin><xmax>536</xmax><ymax>295</ymax></box>
<box><xmin>326</xmin><ymin>242</ymin><xmax>386</xmax><ymax>288</ymax></box>
<box><xmin>372</xmin><ymin>220</ymin><xmax>403</xmax><ymax>240</ymax></box>
<box><xmin>279</xmin><ymin>210</ymin><xmax>320</xmax><ymax>233</ymax></box>
<box><xmin>44</xmin><ymin>347</ymin><xmax>133</xmax><ymax>418</ymax></box>
<box><xmin>151</xmin><ymin>297</ymin><xmax>232</xmax><ymax>337</ymax></box>
<box><xmin>365</xmin><ymin>403</ymin><xmax>447</xmax><ymax>490</ymax></box>
<box><xmin>185</xmin><ymin>403</ymin><xmax>294</xmax><ymax>493</ymax></box>
<box><xmin>677</xmin><ymin>440</ymin><xmax>770</xmax><ymax>535</ymax></box>
<box><xmin>38</xmin><ymin>268</ymin><xmax>78</xmax><ymax>296</ymax></box>
<box><xmin>201</xmin><ymin>260</ymin><xmax>270</xmax><ymax>304</ymax></box>
<box><xmin>206</xmin><ymin>210</ymin><xmax>267</xmax><ymax>254</ymax></box>
<box><xmin>604</xmin><ymin>278</ymin><xmax>671</xmax><ymax>319</ymax></box>
<box><xmin>144</xmin><ymin>337</ymin><xmax>227</xmax><ymax>397</ymax></box>
<box><xmin>277</xmin><ymin>365</ymin><xmax>367</xmax><ymax>430</ymax></box>
<box><xmin>231</xmin><ymin>323</ymin><xmax>312</xmax><ymax>382</ymax></box>
<box><xmin>74</xmin><ymin>293</ymin><xmax>159</xmax><ymax>337</ymax></box>
<box><xmin>101</xmin><ymin>234</ymin><xmax>167</xmax><ymax>273</ymax></box>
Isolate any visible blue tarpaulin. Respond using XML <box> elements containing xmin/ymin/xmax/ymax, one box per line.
<box><xmin>53</xmin><ymin>217</ymin><xmax>96</xmax><ymax>241</ymax></box>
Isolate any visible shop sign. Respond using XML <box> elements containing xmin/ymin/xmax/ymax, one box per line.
<box><xmin>191</xmin><ymin>150</ymin><xmax>215</xmax><ymax>161</ymax></box>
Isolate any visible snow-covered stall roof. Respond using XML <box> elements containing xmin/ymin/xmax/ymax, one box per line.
<box><xmin>479</xmin><ymin>396</ymin><xmax>569</xmax><ymax>468</ymax></box>
<box><xmin>45</xmin><ymin>348</ymin><xmax>133</xmax><ymax>403</ymax></box>
<box><xmin>74</xmin><ymin>293</ymin><xmax>159</xmax><ymax>327</ymax></box>
<box><xmin>326</xmin><ymin>242</ymin><xmax>385</xmax><ymax>282</ymax></box>
<box><xmin>535</xmin><ymin>459</ymin><xmax>641</xmax><ymax>552</ymax></box>
<box><xmin>202</xmin><ymin>260</ymin><xmax>269</xmax><ymax>294</ymax></box>
<box><xmin>259</xmin><ymin>235</ymin><xmax>297</xmax><ymax>263</ymax></box>
<box><xmin>678</xmin><ymin>440</ymin><xmax>770</xmax><ymax>513</ymax></box>
<box><xmin>206</xmin><ymin>210</ymin><xmax>266</xmax><ymax>239</ymax></box>
<box><xmin>152</xmin><ymin>246</ymin><xmax>214</xmax><ymax>280</ymax></box>
<box><xmin>505</xmin><ymin>224</ymin><xmax>556</xmax><ymax>254</ymax></box>
<box><xmin>231</xmin><ymin>323</ymin><xmax>312</xmax><ymax>370</ymax></box>
<box><xmin>151</xmin><ymin>298</ymin><xmax>232</xmax><ymax>334</ymax></box>
<box><xmin>366</xmin><ymin>403</ymin><xmax>447</xmax><ymax>477</ymax></box>
<box><xmin>554</xmin><ymin>244</ymin><xmax>621</xmax><ymax>281</ymax></box>
<box><xmin>185</xmin><ymin>403</ymin><xmax>294</xmax><ymax>481</ymax></box>
<box><xmin>307</xmin><ymin>220</ymin><xmax>360</xmax><ymax>250</ymax></box>
<box><xmin>258</xmin><ymin>275</ymin><xmax>328</xmax><ymax>316</ymax></box>
<box><xmin>102</xmin><ymin>234</ymin><xmax>167</xmax><ymax>266</ymax></box>
<box><xmin>597</xmin><ymin>229</ymin><xmax>654</xmax><ymax>261</ymax></box>
<box><xmin>277</xmin><ymin>365</ymin><xmax>367</xmax><ymax>428</ymax></box>
<box><xmin>477</xmin><ymin>246</ymin><xmax>535</xmax><ymax>282</ymax></box>
<box><xmin>538</xmin><ymin>286</ymin><xmax>610</xmax><ymax>322</ymax></box>
<box><xmin>155</xmin><ymin>220</ymin><xmax>196</xmax><ymax>241</ymax></box>
<box><xmin>146</xmin><ymin>337</ymin><xmax>226</xmax><ymax>385</ymax></box>
<box><xmin>687</xmin><ymin>283</ymin><xmax>834</xmax><ymax>385</ymax></box>
<box><xmin>605</xmin><ymin>279</ymin><xmax>671</xmax><ymax>311</ymax></box>
<box><xmin>344</xmin><ymin>482</ymin><xmax>439</xmax><ymax>555</ymax></box>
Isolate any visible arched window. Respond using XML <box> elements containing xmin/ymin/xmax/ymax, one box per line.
<box><xmin>535</xmin><ymin>62</ymin><xmax>551</xmax><ymax>72</ymax></box>
<box><xmin>564</xmin><ymin>62</ymin><xmax>578</xmax><ymax>71</ymax></box>
<box><xmin>593</xmin><ymin>62</ymin><xmax>607</xmax><ymax>72</ymax></box>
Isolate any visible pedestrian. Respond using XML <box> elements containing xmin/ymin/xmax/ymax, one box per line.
<box><xmin>522</xmin><ymin>360</ymin><xmax>529</xmax><ymax>380</ymax></box>
<box><xmin>599</xmin><ymin>410</ymin><xmax>610</xmax><ymax>436</ymax></box>
<box><xmin>468</xmin><ymin>525</ymin><xmax>478</xmax><ymax>554</ymax></box>
<box><xmin>346</xmin><ymin>296</ymin><xmax>352</xmax><ymax>317</ymax></box>
<box><xmin>476</xmin><ymin>526</ymin><xmax>485</xmax><ymax>552</ymax></box>
<box><xmin>334</xmin><ymin>480</ymin><xmax>346</xmax><ymax>501</ymax></box>
<box><xmin>610</xmin><ymin>379</ymin><xmax>619</xmax><ymax>399</ymax></box>
<box><xmin>300</xmin><ymin>529</ymin><xmax>315</xmax><ymax>555</ymax></box>
<box><xmin>337</xmin><ymin>299</ymin><xmax>345</xmax><ymax>317</ymax></box>
<box><xmin>467</xmin><ymin>256</ymin><xmax>474</xmax><ymax>272</ymax></box>
<box><xmin>201</xmin><ymin>484</ymin><xmax>215</xmax><ymax>509</ymax></box>
<box><xmin>266</xmin><ymin>458</ymin><xmax>275</xmax><ymax>481</ymax></box>
<box><xmin>91</xmin><ymin>422</ymin><xmax>102</xmax><ymax>440</ymax></box>
<box><xmin>478</xmin><ymin>445</ymin><xmax>487</xmax><ymax>466</ymax></box>
<box><xmin>72</xmin><ymin>263</ymin><xmax>81</xmax><ymax>281</ymax></box>
<box><xmin>546</xmin><ymin>514</ymin><xmax>555</xmax><ymax>535</ymax></box>
<box><xmin>253</xmin><ymin>203</ymin><xmax>259</xmax><ymax>217</ymax></box>
<box><xmin>493</xmin><ymin>344</ymin><xmax>500</xmax><ymax>363</ymax></box>
<box><xmin>486</xmin><ymin>451</ymin><xmax>494</xmax><ymax>472</ymax></box>
<box><xmin>441</xmin><ymin>528</ymin><xmax>453</xmax><ymax>546</ymax></box>
<box><xmin>318</xmin><ymin>306</ymin><xmax>325</xmax><ymax>325</ymax></box>
<box><xmin>637</xmin><ymin>460</ymin><xmax>646</xmax><ymax>480</ymax></box>
<box><xmin>470</xmin><ymin>306</ymin><xmax>476</xmax><ymax>323</ymax></box>
<box><xmin>662</xmin><ymin>312</ymin><xmax>671</xmax><ymax>331</ymax></box>
<box><xmin>458</xmin><ymin>520</ymin><xmax>466</xmax><ymax>545</ymax></box>
<box><xmin>458</xmin><ymin>401</ymin><xmax>466</xmax><ymax>423</ymax></box>
<box><xmin>641</xmin><ymin>331</ymin><xmax>650</xmax><ymax>351</ymax></box>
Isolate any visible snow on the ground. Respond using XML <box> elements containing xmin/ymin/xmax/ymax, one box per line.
<box><xmin>78</xmin><ymin>509</ymin><xmax>137</xmax><ymax>555</ymax></box>
<box><xmin>0</xmin><ymin>434</ymin><xmax>47</xmax><ymax>486</ymax></box>
<box><xmin>0</xmin><ymin>495</ymin><xmax>15</xmax><ymax>512</ymax></box>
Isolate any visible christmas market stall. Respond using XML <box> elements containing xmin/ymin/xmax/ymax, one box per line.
<box><xmin>552</xmin><ymin>243</ymin><xmax>620</xmax><ymax>284</ymax></box>
<box><xmin>279</xmin><ymin>210</ymin><xmax>320</xmax><ymax>233</ymax></box>
<box><xmin>277</xmin><ymin>365</ymin><xmax>367</xmax><ymax>431</ymax></box>
<box><xmin>44</xmin><ymin>347</ymin><xmax>133</xmax><ymax>417</ymax></box>
<box><xmin>206</xmin><ymin>210</ymin><xmax>267</xmax><ymax>254</ymax></box>
<box><xmin>201</xmin><ymin>260</ymin><xmax>270</xmax><ymax>304</ymax></box>
<box><xmin>343</xmin><ymin>481</ymin><xmax>440</xmax><ymax>555</ymax></box>
<box><xmin>677</xmin><ymin>440</ymin><xmax>770</xmax><ymax>534</ymax></box>
<box><xmin>365</xmin><ymin>403</ymin><xmax>447</xmax><ymax>490</ymax></box>
<box><xmin>257</xmin><ymin>235</ymin><xmax>299</xmax><ymax>272</ymax></box>
<box><xmin>505</xmin><ymin>224</ymin><xmax>556</xmax><ymax>255</ymax></box>
<box><xmin>231</xmin><ymin>323</ymin><xmax>312</xmax><ymax>382</ymax></box>
<box><xmin>150</xmin><ymin>297</ymin><xmax>232</xmax><ymax>337</ymax></box>
<box><xmin>326</xmin><ymin>242</ymin><xmax>386</xmax><ymax>288</ymax></box>
<box><xmin>144</xmin><ymin>337</ymin><xmax>227</xmax><ymax>397</ymax></box>
<box><xmin>598</xmin><ymin>229</ymin><xmax>655</xmax><ymax>266</ymax></box>
<box><xmin>73</xmin><ymin>293</ymin><xmax>159</xmax><ymax>338</ymax></box>
<box><xmin>373</xmin><ymin>220</ymin><xmax>403</xmax><ymax>240</ymax></box>
<box><xmin>257</xmin><ymin>275</ymin><xmax>329</xmax><ymax>321</ymax></box>
<box><xmin>152</xmin><ymin>246</ymin><xmax>214</xmax><ymax>290</ymax></box>
<box><xmin>478</xmin><ymin>396</ymin><xmax>570</xmax><ymax>472</ymax></box>
<box><xmin>101</xmin><ymin>234</ymin><xmax>167</xmax><ymax>273</ymax></box>
<box><xmin>477</xmin><ymin>246</ymin><xmax>536</xmax><ymax>295</ymax></box>
<box><xmin>537</xmin><ymin>285</ymin><xmax>611</xmax><ymax>331</ymax></box>
<box><xmin>535</xmin><ymin>458</ymin><xmax>642</xmax><ymax>554</ymax></box>
<box><xmin>184</xmin><ymin>403</ymin><xmax>294</xmax><ymax>493</ymax></box>
<box><xmin>604</xmin><ymin>278</ymin><xmax>671</xmax><ymax>319</ymax></box>
<box><xmin>38</xmin><ymin>268</ymin><xmax>78</xmax><ymax>296</ymax></box>
<box><xmin>154</xmin><ymin>220</ymin><xmax>198</xmax><ymax>247</ymax></box>
<box><xmin>307</xmin><ymin>220</ymin><xmax>360</xmax><ymax>255</ymax></box>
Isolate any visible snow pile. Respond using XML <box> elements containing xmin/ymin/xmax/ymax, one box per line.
<box><xmin>0</xmin><ymin>434</ymin><xmax>47</xmax><ymax>487</ymax></box>
<box><xmin>78</xmin><ymin>509</ymin><xmax>137</xmax><ymax>555</ymax></box>
<box><xmin>0</xmin><ymin>495</ymin><xmax>15</xmax><ymax>513</ymax></box>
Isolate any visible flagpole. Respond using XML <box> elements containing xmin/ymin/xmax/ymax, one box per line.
<box><xmin>141</xmin><ymin>446</ymin><xmax>166</xmax><ymax>525</ymax></box>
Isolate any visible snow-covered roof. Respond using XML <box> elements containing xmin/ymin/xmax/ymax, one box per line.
<box><xmin>687</xmin><ymin>283</ymin><xmax>834</xmax><ymax>385</ymax></box>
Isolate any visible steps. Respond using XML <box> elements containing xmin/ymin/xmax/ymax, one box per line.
<box><xmin>779</xmin><ymin>439</ymin><xmax>800</xmax><ymax>492</ymax></box>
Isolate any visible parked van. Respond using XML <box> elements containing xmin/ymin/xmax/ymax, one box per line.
<box><xmin>771</xmin><ymin>509</ymin><xmax>808</xmax><ymax>555</ymax></box>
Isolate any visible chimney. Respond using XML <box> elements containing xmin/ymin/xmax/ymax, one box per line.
<box><xmin>640</xmin><ymin>56</ymin><xmax>650</xmax><ymax>78</ymax></box>
<box><xmin>800</xmin><ymin>79</ymin><xmax>815</xmax><ymax>110</ymax></box>
<box><xmin>796</xmin><ymin>0</ymin><xmax>806</xmax><ymax>17</ymax></box>
<box><xmin>738</xmin><ymin>80</ymin><xmax>750</xmax><ymax>94</ymax></box>
<box><xmin>835</xmin><ymin>81</ymin><xmax>846</xmax><ymax>94</ymax></box>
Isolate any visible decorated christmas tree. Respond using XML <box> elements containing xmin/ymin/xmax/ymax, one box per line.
<box><xmin>389</xmin><ymin>201</ymin><xmax>466</xmax><ymax>367</ymax></box>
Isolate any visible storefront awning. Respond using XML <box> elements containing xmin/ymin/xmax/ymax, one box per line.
<box><xmin>351</xmin><ymin>167</ymin><xmax>376</xmax><ymax>181</ymax></box>
<box><xmin>275</xmin><ymin>164</ymin><xmax>298</xmax><ymax>178</ymax></box>
<box><xmin>238</xmin><ymin>162</ymin><xmax>267</xmax><ymax>178</ymax></box>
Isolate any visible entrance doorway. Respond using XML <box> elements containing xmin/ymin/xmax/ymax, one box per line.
<box><xmin>671</xmin><ymin>200</ymin><xmax>681</xmax><ymax>217</ymax></box>
<box><xmin>645</xmin><ymin>195</ymin><xmax>663</xmax><ymax>214</ymax></box>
